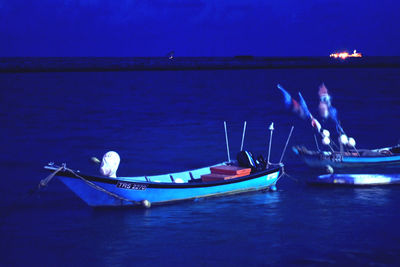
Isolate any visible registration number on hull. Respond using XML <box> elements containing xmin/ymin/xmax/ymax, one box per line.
<box><xmin>116</xmin><ymin>181</ymin><xmax>147</xmax><ymax>190</ymax></box>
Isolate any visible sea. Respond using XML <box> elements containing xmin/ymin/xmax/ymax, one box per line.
<box><xmin>1</xmin><ymin>61</ymin><xmax>400</xmax><ymax>266</ymax></box>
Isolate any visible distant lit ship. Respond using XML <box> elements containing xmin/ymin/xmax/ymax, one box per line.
<box><xmin>330</xmin><ymin>50</ymin><xmax>362</xmax><ymax>59</ymax></box>
<box><xmin>167</xmin><ymin>51</ymin><xmax>175</xmax><ymax>60</ymax></box>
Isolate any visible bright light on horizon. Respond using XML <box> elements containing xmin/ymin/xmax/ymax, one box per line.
<box><xmin>330</xmin><ymin>50</ymin><xmax>362</xmax><ymax>59</ymax></box>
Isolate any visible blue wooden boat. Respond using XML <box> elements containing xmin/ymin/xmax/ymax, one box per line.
<box><xmin>294</xmin><ymin>145</ymin><xmax>400</xmax><ymax>185</ymax></box>
<box><xmin>308</xmin><ymin>173</ymin><xmax>400</xmax><ymax>186</ymax></box>
<box><xmin>293</xmin><ymin>145</ymin><xmax>400</xmax><ymax>174</ymax></box>
<box><xmin>43</xmin><ymin>162</ymin><xmax>283</xmax><ymax>208</ymax></box>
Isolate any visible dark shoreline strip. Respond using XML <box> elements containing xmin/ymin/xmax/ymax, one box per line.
<box><xmin>1</xmin><ymin>56</ymin><xmax>399</xmax><ymax>73</ymax></box>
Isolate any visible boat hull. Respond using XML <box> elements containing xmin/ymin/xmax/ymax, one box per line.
<box><xmin>308</xmin><ymin>173</ymin><xmax>400</xmax><ymax>186</ymax></box>
<box><xmin>53</xmin><ymin>166</ymin><xmax>282</xmax><ymax>207</ymax></box>
<box><xmin>293</xmin><ymin>146</ymin><xmax>400</xmax><ymax>174</ymax></box>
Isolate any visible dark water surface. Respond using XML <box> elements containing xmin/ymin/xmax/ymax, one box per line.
<box><xmin>1</xmin><ymin>67</ymin><xmax>400</xmax><ymax>266</ymax></box>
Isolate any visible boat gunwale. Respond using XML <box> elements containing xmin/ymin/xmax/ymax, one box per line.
<box><xmin>44</xmin><ymin>165</ymin><xmax>282</xmax><ymax>189</ymax></box>
<box><xmin>295</xmin><ymin>147</ymin><xmax>400</xmax><ymax>161</ymax></box>
<box><xmin>341</xmin><ymin>155</ymin><xmax>400</xmax><ymax>163</ymax></box>
<box><xmin>301</xmin><ymin>153</ymin><xmax>400</xmax><ymax>164</ymax></box>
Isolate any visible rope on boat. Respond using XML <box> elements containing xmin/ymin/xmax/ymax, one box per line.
<box><xmin>314</xmin><ymin>134</ymin><xmax>321</xmax><ymax>152</ymax></box>
<box><xmin>277</xmin><ymin>165</ymin><xmax>285</xmax><ymax>181</ymax></box>
<box><xmin>268</xmin><ymin>163</ymin><xmax>297</xmax><ymax>183</ymax></box>
<box><xmin>64</xmin><ymin>168</ymin><xmax>142</xmax><ymax>206</ymax></box>
<box><xmin>3</xmin><ymin>165</ymin><xmax>67</xmax><ymax>225</ymax></box>
<box><xmin>40</xmin><ymin>164</ymin><xmax>147</xmax><ymax>207</ymax></box>
<box><xmin>280</xmin><ymin>167</ymin><xmax>298</xmax><ymax>183</ymax></box>
<box><xmin>279</xmin><ymin>126</ymin><xmax>294</xmax><ymax>163</ymax></box>
<box><xmin>39</xmin><ymin>165</ymin><xmax>65</xmax><ymax>189</ymax></box>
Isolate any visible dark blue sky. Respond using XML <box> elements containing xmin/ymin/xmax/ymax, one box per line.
<box><xmin>1</xmin><ymin>0</ymin><xmax>399</xmax><ymax>57</ymax></box>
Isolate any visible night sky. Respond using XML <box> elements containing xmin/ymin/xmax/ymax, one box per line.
<box><xmin>1</xmin><ymin>0</ymin><xmax>399</xmax><ymax>57</ymax></box>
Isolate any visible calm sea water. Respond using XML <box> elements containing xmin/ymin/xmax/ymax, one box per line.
<box><xmin>1</xmin><ymin>67</ymin><xmax>400</xmax><ymax>266</ymax></box>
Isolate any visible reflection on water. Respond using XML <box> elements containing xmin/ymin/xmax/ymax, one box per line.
<box><xmin>91</xmin><ymin>190</ymin><xmax>283</xmax><ymax>227</ymax></box>
<box><xmin>85</xmin><ymin>191</ymin><xmax>285</xmax><ymax>266</ymax></box>
<box><xmin>353</xmin><ymin>187</ymin><xmax>391</xmax><ymax>206</ymax></box>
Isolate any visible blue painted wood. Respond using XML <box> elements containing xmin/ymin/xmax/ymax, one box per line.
<box><xmin>293</xmin><ymin>146</ymin><xmax>400</xmax><ymax>172</ymax></box>
<box><xmin>47</xmin><ymin>164</ymin><xmax>282</xmax><ymax>207</ymax></box>
<box><xmin>308</xmin><ymin>173</ymin><xmax>400</xmax><ymax>186</ymax></box>
<box><xmin>342</xmin><ymin>155</ymin><xmax>400</xmax><ymax>163</ymax></box>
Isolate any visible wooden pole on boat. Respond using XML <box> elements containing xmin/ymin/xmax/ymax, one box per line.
<box><xmin>279</xmin><ymin>126</ymin><xmax>294</xmax><ymax>163</ymax></box>
<box><xmin>240</xmin><ymin>121</ymin><xmax>247</xmax><ymax>151</ymax></box>
<box><xmin>267</xmin><ymin>122</ymin><xmax>274</xmax><ymax>168</ymax></box>
<box><xmin>224</xmin><ymin>121</ymin><xmax>231</xmax><ymax>162</ymax></box>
